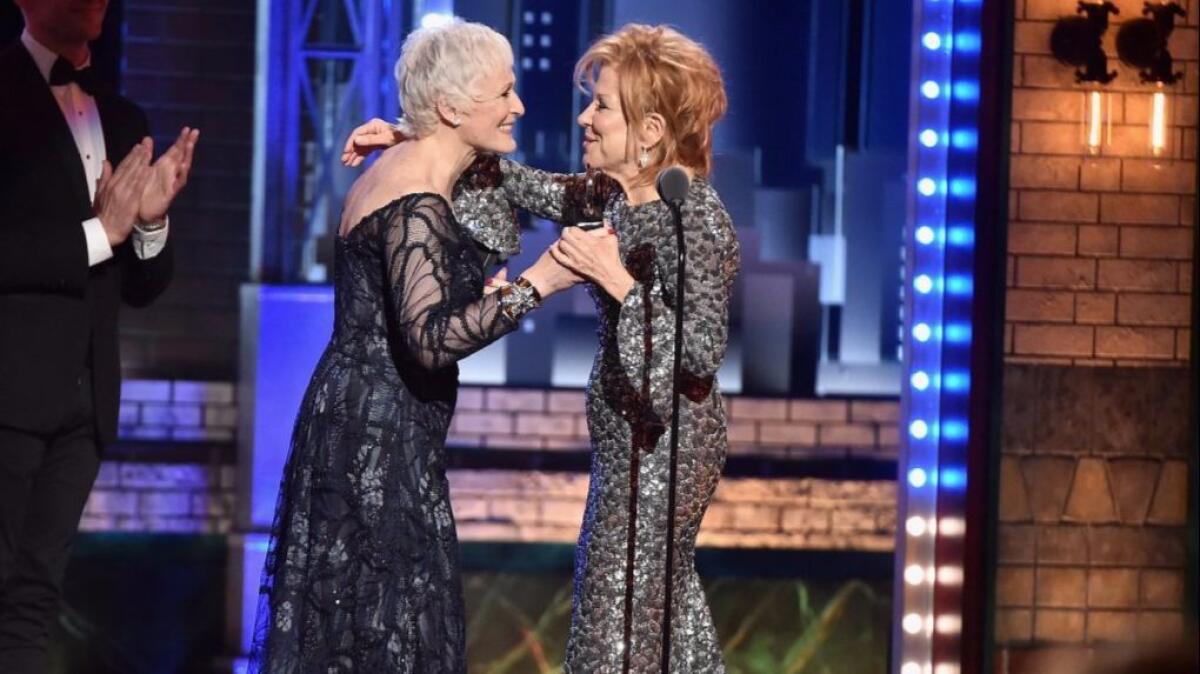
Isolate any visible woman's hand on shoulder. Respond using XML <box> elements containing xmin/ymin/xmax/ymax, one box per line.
<box><xmin>341</xmin><ymin>118</ymin><xmax>405</xmax><ymax>167</ymax></box>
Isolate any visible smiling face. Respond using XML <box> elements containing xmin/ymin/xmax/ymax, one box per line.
<box><xmin>577</xmin><ymin>65</ymin><xmax>645</xmax><ymax>184</ymax></box>
<box><xmin>455</xmin><ymin>67</ymin><xmax>524</xmax><ymax>154</ymax></box>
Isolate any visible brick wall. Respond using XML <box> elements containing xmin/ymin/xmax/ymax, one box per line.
<box><xmin>87</xmin><ymin>381</ymin><xmax>899</xmax><ymax>550</ymax></box>
<box><xmin>80</xmin><ymin>461</ymin><xmax>236</xmax><ymax>534</ymax></box>
<box><xmin>119</xmin><ymin>379</ymin><xmax>238</xmax><ymax>442</ymax></box>
<box><xmin>996</xmin><ymin>0</ymin><xmax>1197</xmax><ymax>669</ymax></box>
<box><xmin>1007</xmin><ymin>0</ymin><xmax>1197</xmax><ymax>367</ymax></box>
<box><xmin>449</xmin><ymin>387</ymin><xmax>899</xmax><ymax>460</ymax></box>
<box><xmin>118</xmin><ymin>0</ymin><xmax>254</xmax><ymax>380</ymax></box>
<box><xmin>451</xmin><ymin>472</ymin><xmax>896</xmax><ymax>550</ymax></box>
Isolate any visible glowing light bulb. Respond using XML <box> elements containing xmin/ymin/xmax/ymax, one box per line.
<box><xmin>921</xmin><ymin>81</ymin><xmax>941</xmax><ymax>99</ymax></box>
<box><xmin>916</xmin><ymin>226</ymin><xmax>935</xmax><ymax>244</ymax></box>
<box><xmin>914</xmin><ymin>275</ymin><xmax>934</xmax><ymax>293</ymax></box>
<box><xmin>910</xmin><ymin>421</ymin><xmax>929</xmax><ymax>441</ymax></box>
<box><xmin>903</xmin><ymin>613</ymin><xmax>925</xmax><ymax>634</ymax></box>
<box><xmin>918</xmin><ymin>178</ymin><xmax>937</xmax><ymax>196</ymax></box>
<box><xmin>906</xmin><ymin>516</ymin><xmax>927</xmax><ymax>536</ymax></box>
<box><xmin>922</xmin><ymin>32</ymin><xmax>943</xmax><ymax>50</ymax></box>
<box><xmin>1150</xmin><ymin>88</ymin><xmax>1168</xmax><ymax>157</ymax></box>
<box><xmin>905</xmin><ymin>565</ymin><xmax>926</xmax><ymax>585</ymax></box>
<box><xmin>911</xmin><ymin>371</ymin><xmax>930</xmax><ymax>390</ymax></box>
<box><xmin>919</xmin><ymin>129</ymin><xmax>939</xmax><ymax>147</ymax></box>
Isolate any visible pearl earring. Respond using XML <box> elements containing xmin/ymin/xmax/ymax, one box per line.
<box><xmin>638</xmin><ymin>147</ymin><xmax>650</xmax><ymax>168</ymax></box>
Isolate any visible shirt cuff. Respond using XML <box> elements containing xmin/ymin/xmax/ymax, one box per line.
<box><xmin>132</xmin><ymin>215</ymin><xmax>169</xmax><ymax>260</ymax></box>
<box><xmin>82</xmin><ymin>217</ymin><xmax>114</xmax><ymax>266</ymax></box>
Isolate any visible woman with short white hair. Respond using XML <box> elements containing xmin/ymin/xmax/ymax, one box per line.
<box><xmin>248</xmin><ymin>19</ymin><xmax>577</xmax><ymax>672</ymax></box>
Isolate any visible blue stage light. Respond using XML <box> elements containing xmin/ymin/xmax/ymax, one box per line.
<box><xmin>954</xmin><ymin>31</ymin><xmax>981</xmax><ymax>52</ymax></box>
<box><xmin>898</xmin><ymin>0</ymin><xmax>983</xmax><ymax>666</ymax></box>
<box><xmin>942</xmin><ymin>420</ymin><xmax>968</xmax><ymax>440</ymax></box>
<box><xmin>942</xmin><ymin>371</ymin><xmax>969</xmax><ymax>392</ymax></box>
<box><xmin>909</xmin><ymin>420</ymin><xmax>930</xmax><ymax>439</ymax></box>
<box><xmin>947</xmin><ymin>226</ymin><xmax>974</xmax><ymax>247</ymax></box>
<box><xmin>940</xmin><ymin>467</ymin><xmax>967</xmax><ymax>489</ymax></box>
<box><xmin>911</xmin><ymin>371</ymin><xmax>931</xmax><ymax>390</ymax></box>
<box><xmin>944</xmin><ymin>323</ymin><xmax>971</xmax><ymax>344</ymax></box>
<box><xmin>949</xmin><ymin>178</ymin><xmax>976</xmax><ymax>197</ymax></box>
<box><xmin>946</xmin><ymin>275</ymin><xmax>973</xmax><ymax>296</ymax></box>
<box><xmin>950</xmin><ymin>129</ymin><xmax>978</xmax><ymax>149</ymax></box>
<box><xmin>952</xmin><ymin>81</ymin><xmax>980</xmax><ymax>101</ymax></box>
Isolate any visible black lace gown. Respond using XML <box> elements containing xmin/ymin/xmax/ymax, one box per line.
<box><xmin>249</xmin><ymin>193</ymin><xmax>517</xmax><ymax>673</ymax></box>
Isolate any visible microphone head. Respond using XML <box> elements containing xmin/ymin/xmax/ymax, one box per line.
<box><xmin>656</xmin><ymin>166</ymin><xmax>690</xmax><ymax>205</ymax></box>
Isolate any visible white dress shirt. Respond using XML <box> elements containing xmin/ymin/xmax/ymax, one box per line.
<box><xmin>21</xmin><ymin>30</ymin><xmax>168</xmax><ymax>267</ymax></box>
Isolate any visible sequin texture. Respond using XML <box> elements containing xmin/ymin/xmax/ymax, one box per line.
<box><xmin>483</xmin><ymin>159</ymin><xmax>740</xmax><ymax>673</ymax></box>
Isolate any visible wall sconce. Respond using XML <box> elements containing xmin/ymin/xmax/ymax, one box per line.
<box><xmin>1116</xmin><ymin>2</ymin><xmax>1186</xmax><ymax>157</ymax></box>
<box><xmin>1051</xmin><ymin>2</ymin><xmax>1119</xmax><ymax>155</ymax></box>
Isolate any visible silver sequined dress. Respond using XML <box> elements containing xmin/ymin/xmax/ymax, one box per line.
<box><xmin>462</xmin><ymin>158</ymin><xmax>740</xmax><ymax>673</ymax></box>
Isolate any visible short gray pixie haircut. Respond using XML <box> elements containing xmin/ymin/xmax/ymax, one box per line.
<box><xmin>393</xmin><ymin>18</ymin><xmax>514</xmax><ymax>138</ymax></box>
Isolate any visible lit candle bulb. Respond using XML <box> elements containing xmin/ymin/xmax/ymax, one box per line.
<box><xmin>1150</xmin><ymin>86</ymin><xmax>1168</xmax><ymax>157</ymax></box>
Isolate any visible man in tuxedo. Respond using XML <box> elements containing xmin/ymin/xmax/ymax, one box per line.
<box><xmin>0</xmin><ymin>0</ymin><xmax>199</xmax><ymax>667</ymax></box>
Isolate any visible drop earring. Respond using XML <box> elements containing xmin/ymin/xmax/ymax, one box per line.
<box><xmin>638</xmin><ymin>147</ymin><xmax>650</xmax><ymax>168</ymax></box>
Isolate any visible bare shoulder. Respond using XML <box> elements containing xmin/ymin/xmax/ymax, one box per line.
<box><xmin>339</xmin><ymin>154</ymin><xmax>444</xmax><ymax>236</ymax></box>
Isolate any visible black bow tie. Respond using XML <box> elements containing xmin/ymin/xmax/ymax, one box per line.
<box><xmin>48</xmin><ymin>57</ymin><xmax>99</xmax><ymax>95</ymax></box>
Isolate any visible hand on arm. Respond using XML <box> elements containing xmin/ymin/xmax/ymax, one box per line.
<box><xmin>549</xmin><ymin>225</ymin><xmax>635</xmax><ymax>301</ymax></box>
<box><xmin>517</xmin><ymin>246</ymin><xmax>584</xmax><ymax>299</ymax></box>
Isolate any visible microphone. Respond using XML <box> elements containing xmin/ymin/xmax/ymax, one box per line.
<box><xmin>654</xmin><ymin>163</ymin><xmax>690</xmax><ymax>674</ymax></box>
<box><xmin>655</xmin><ymin>166</ymin><xmax>690</xmax><ymax>206</ymax></box>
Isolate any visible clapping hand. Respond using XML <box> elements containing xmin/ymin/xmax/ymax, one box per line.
<box><xmin>139</xmin><ymin>127</ymin><xmax>199</xmax><ymax>224</ymax></box>
<box><xmin>94</xmin><ymin>138</ymin><xmax>153</xmax><ymax>247</ymax></box>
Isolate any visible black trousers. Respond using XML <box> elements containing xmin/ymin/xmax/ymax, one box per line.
<box><xmin>0</xmin><ymin>374</ymin><xmax>100</xmax><ymax>672</ymax></box>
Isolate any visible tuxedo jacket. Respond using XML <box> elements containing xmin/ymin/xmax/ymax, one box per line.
<box><xmin>0</xmin><ymin>41</ymin><xmax>173</xmax><ymax>445</ymax></box>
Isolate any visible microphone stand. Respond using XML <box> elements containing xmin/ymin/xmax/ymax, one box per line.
<box><xmin>659</xmin><ymin>195</ymin><xmax>686</xmax><ymax>674</ymax></box>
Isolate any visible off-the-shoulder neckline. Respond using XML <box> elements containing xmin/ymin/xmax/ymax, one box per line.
<box><xmin>337</xmin><ymin>191</ymin><xmax>451</xmax><ymax>241</ymax></box>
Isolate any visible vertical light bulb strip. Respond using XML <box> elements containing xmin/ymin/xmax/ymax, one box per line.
<box><xmin>895</xmin><ymin>0</ymin><xmax>954</xmax><ymax>670</ymax></box>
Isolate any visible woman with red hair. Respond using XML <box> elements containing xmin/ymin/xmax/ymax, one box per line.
<box><xmin>347</xmin><ymin>24</ymin><xmax>738</xmax><ymax>672</ymax></box>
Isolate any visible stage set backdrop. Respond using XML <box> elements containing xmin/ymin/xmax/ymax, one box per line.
<box><xmin>1</xmin><ymin>0</ymin><xmax>1195</xmax><ymax>672</ymax></box>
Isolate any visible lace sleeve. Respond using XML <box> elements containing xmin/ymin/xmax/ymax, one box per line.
<box><xmin>383</xmin><ymin>194</ymin><xmax>517</xmax><ymax>370</ymax></box>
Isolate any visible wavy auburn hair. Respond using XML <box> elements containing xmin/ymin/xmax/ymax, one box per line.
<box><xmin>574</xmin><ymin>24</ymin><xmax>727</xmax><ymax>184</ymax></box>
